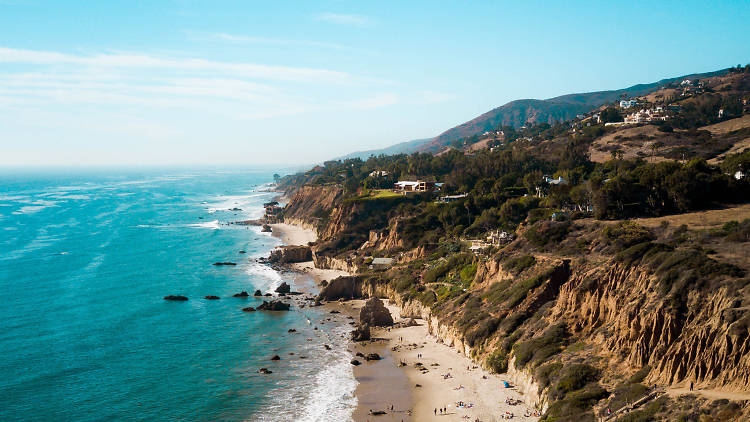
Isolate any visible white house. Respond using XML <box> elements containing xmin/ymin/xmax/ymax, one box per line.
<box><xmin>736</xmin><ymin>170</ymin><xmax>746</xmax><ymax>180</ymax></box>
<box><xmin>544</xmin><ymin>175</ymin><xmax>568</xmax><ymax>185</ymax></box>
<box><xmin>369</xmin><ymin>170</ymin><xmax>389</xmax><ymax>177</ymax></box>
<box><xmin>620</xmin><ymin>99</ymin><xmax>638</xmax><ymax>109</ymax></box>
<box><xmin>370</xmin><ymin>257</ymin><xmax>394</xmax><ymax>270</ymax></box>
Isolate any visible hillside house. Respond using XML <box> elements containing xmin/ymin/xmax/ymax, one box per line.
<box><xmin>736</xmin><ymin>171</ymin><xmax>746</xmax><ymax>180</ymax></box>
<box><xmin>369</xmin><ymin>170</ymin><xmax>389</xmax><ymax>177</ymax></box>
<box><xmin>395</xmin><ymin>180</ymin><xmax>438</xmax><ymax>192</ymax></box>
<box><xmin>370</xmin><ymin>257</ymin><xmax>394</xmax><ymax>270</ymax></box>
<box><xmin>620</xmin><ymin>99</ymin><xmax>638</xmax><ymax>109</ymax></box>
<box><xmin>543</xmin><ymin>175</ymin><xmax>568</xmax><ymax>185</ymax></box>
<box><xmin>438</xmin><ymin>193</ymin><xmax>468</xmax><ymax>203</ymax></box>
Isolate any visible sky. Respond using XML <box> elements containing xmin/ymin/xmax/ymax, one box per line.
<box><xmin>0</xmin><ymin>0</ymin><xmax>748</xmax><ymax>167</ymax></box>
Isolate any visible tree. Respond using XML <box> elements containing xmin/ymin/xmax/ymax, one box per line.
<box><xmin>600</xmin><ymin>107</ymin><xmax>623</xmax><ymax>123</ymax></box>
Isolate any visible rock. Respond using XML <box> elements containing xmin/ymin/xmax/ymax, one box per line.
<box><xmin>330</xmin><ymin>310</ymin><xmax>340</xmax><ymax>314</ymax></box>
<box><xmin>254</xmin><ymin>289</ymin><xmax>263</xmax><ymax>296</ymax></box>
<box><xmin>229</xmin><ymin>207</ymin><xmax>242</xmax><ymax>211</ymax></box>
<box><xmin>359</xmin><ymin>297</ymin><xmax>393</xmax><ymax>327</ymax></box>
<box><xmin>242</xmin><ymin>306</ymin><xmax>256</xmax><ymax>312</ymax></box>
<box><xmin>270</xmin><ymin>355</ymin><xmax>280</xmax><ymax>361</ymax></box>
<box><xmin>212</xmin><ymin>262</ymin><xmax>237</xmax><ymax>266</ymax></box>
<box><xmin>316</xmin><ymin>276</ymin><xmax>363</xmax><ymax>301</ymax></box>
<box><xmin>204</xmin><ymin>295</ymin><xmax>220</xmax><ymax>300</ymax></box>
<box><xmin>264</xmin><ymin>293</ymin><xmax>272</xmax><ymax>297</ymax></box>
<box><xmin>351</xmin><ymin>324</ymin><xmax>371</xmax><ymax>342</ymax></box>
<box><xmin>275</xmin><ymin>282</ymin><xmax>291</xmax><ymax>294</ymax></box>
<box><xmin>288</xmin><ymin>329</ymin><xmax>297</xmax><ymax>333</ymax></box>
<box><xmin>365</xmin><ymin>353</ymin><xmax>381</xmax><ymax>361</ymax></box>
<box><xmin>268</xmin><ymin>245</ymin><xmax>312</xmax><ymax>264</ymax></box>
<box><xmin>261</xmin><ymin>224</ymin><xmax>272</xmax><ymax>232</ymax></box>
<box><xmin>239</xmin><ymin>250</ymin><xmax>246</xmax><ymax>254</ymax></box>
<box><xmin>370</xmin><ymin>410</ymin><xmax>386</xmax><ymax>415</ymax></box>
<box><xmin>404</xmin><ymin>318</ymin><xmax>419</xmax><ymax>327</ymax></box>
<box><xmin>259</xmin><ymin>368</ymin><xmax>272</xmax><ymax>374</ymax></box>
<box><xmin>319</xmin><ymin>280</ymin><xmax>328</xmax><ymax>287</ymax></box>
<box><xmin>350</xmin><ymin>359</ymin><xmax>361</xmax><ymax>366</ymax></box>
<box><xmin>233</xmin><ymin>291</ymin><xmax>249</xmax><ymax>298</ymax></box>
<box><xmin>164</xmin><ymin>295</ymin><xmax>188</xmax><ymax>301</ymax></box>
<box><xmin>356</xmin><ymin>352</ymin><xmax>364</xmax><ymax>357</ymax></box>
<box><xmin>324</xmin><ymin>344</ymin><xmax>331</xmax><ymax>350</ymax></box>
<box><xmin>256</xmin><ymin>300</ymin><xmax>290</xmax><ymax>311</ymax></box>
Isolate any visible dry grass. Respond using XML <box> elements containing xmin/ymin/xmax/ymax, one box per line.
<box><xmin>631</xmin><ymin>204</ymin><xmax>750</xmax><ymax>230</ymax></box>
<box><xmin>701</xmin><ymin>114</ymin><xmax>750</xmax><ymax>135</ymax></box>
<box><xmin>589</xmin><ymin>125</ymin><xmax>666</xmax><ymax>163</ymax></box>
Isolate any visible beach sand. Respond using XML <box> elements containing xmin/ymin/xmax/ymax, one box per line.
<box><xmin>271</xmin><ymin>222</ymin><xmax>540</xmax><ymax>421</ymax></box>
<box><xmin>270</xmin><ymin>222</ymin><xmax>317</xmax><ymax>246</ymax></box>
<box><xmin>346</xmin><ymin>299</ymin><xmax>541</xmax><ymax>422</ymax></box>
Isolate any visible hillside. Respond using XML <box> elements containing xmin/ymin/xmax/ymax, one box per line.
<box><xmin>277</xmin><ymin>65</ymin><xmax>750</xmax><ymax>421</ymax></box>
<box><xmin>418</xmin><ymin>69</ymin><xmax>728</xmax><ymax>153</ymax></box>
<box><xmin>334</xmin><ymin>138</ymin><xmax>431</xmax><ymax>160</ymax></box>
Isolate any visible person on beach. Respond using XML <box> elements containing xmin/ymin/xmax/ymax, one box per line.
<box><xmin>434</xmin><ymin>408</ymin><xmax>437</xmax><ymax>415</ymax></box>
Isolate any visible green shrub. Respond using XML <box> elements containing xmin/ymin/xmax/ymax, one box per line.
<box><xmin>602</xmin><ymin>221</ymin><xmax>654</xmax><ymax>251</ymax></box>
<box><xmin>486</xmin><ymin>349</ymin><xmax>509</xmax><ymax>373</ymax></box>
<box><xmin>504</xmin><ymin>254</ymin><xmax>537</xmax><ymax>275</ymax></box>
<box><xmin>513</xmin><ymin>323</ymin><xmax>567</xmax><ymax>369</ymax></box>
<box><xmin>541</xmin><ymin>384</ymin><xmax>608</xmax><ymax>421</ymax></box>
<box><xmin>460</xmin><ymin>263</ymin><xmax>478</xmax><ymax>284</ymax></box>
<box><xmin>551</xmin><ymin>364</ymin><xmax>599</xmax><ymax>399</ymax></box>
<box><xmin>535</xmin><ymin>362</ymin><xmax>563</xmax><ymax>388</ymax></box>
<box><xmin>524</xmin><ymin>221</ymin><xmax>571</xmax><ymax>247</ymax></box>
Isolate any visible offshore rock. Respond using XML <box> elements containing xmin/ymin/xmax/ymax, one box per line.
<box><xmin>257</xmin><ymin>300</ymin><xmax>291</xmax><ymax>311</ymax></box>
<box><xmin>164</xmin><ymin>295</ymin><xmax>188</xmax><ymax>301</ymax></box>
<box><xmin>275</xmin><ymin>282</ymin><xmax>291</xmax><ymax>294</ymax></box>
<box><xmin>204</xmin><ymin>295</ymin><xmax>220</xmax><ymax>300</ymax></box>
<box><xmin>253</xmin><ymin>289</ymin><xmax>263</xmax><ymax>296</ymax></box>
<box><xmin>233</xmin><ymin>291</ymin><xmax>249</xmax><ymax>298</ymax></box>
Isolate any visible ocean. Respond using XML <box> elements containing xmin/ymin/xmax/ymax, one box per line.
<box><xmin>0</xmin><ymin>168</ymin><xmax>356</xmax><ymax>422</ymax></box>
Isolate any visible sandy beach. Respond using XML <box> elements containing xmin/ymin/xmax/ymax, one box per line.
<box><xmin>270</xmin><ymin>222</ymin><xmax>540</xmax><ymax>421</ymax></box>
<box><xmin>345</xmin><ymin>299</ymin><xmax>541</xmax><ymax>422</ymax></box>
<box><xmin>270</xmin><ymin>222</ymin><xmax>318</xmax><ymax>246</ymax></box>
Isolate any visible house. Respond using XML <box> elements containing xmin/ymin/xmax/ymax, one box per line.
<box><xmin>543</xmin><ymin>175</ymin><xmax>568</xmax><ymax>185</ymax></box>
<box><xmin>394</xmin><ymin>180</ymin><xmax>438</xmax><ymax>192</ymax></box>
<box><xmin>620</xmin><ymin>99</ymin><xmax>638</xmax><ymax>109</ymax></box>
<box><xmin>486</xmin><ymin>230</ymin><xmax>513</xmax><ymax>245</ymax></box>
<box><xmin>370</xmin><ymin>257</ymin><xmax>394</xmax><ymax>270</ymax></box>
<box><xmin>736</xmin><ymin>170</ymin><xmax>746</xmax><ymax>180</ymax></box>
<box><xmin>369</xmin><ymin>170</ymin><xmax>389</xmax><ymax>177</ymax></box>
<box><xmin>394</xmin><ymin>181</ymin><xmax>420</xmax><ymax>191</ymax></box>
<box><xmin>438</xmin><ymin>193</ymin><xmax>468</xmax><ymax>203</ymax></box>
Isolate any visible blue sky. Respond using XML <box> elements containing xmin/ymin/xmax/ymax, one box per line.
<box><xmin>1</xmin><ymin>0</ymin><xmax>748</xmax><ymax>167</ymax></box>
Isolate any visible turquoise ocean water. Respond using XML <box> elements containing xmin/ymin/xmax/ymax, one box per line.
<box><xmin>0</xmin><ymin>169</ymin><xmax>356</xmax><ymax>421</ymax></box>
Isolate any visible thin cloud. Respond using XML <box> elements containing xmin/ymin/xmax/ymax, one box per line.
<box><xmin>191</xmin><ymin>32</ymin><xmax>349</xmax><ymax>51</ymax></box>
<box><xmin>313</xmin><ymin>12</ymin><xmax>371</xmax><ymax>27</ymax></box>
<box><xmin>0</xmin><ymin>47</ymin><xmax>351</xmax><ymax>84</ymax></box>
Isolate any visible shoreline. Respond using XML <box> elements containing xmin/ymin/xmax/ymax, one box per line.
<box><xmin>268</xmin><ymin>221</ymin><xmax>540</xmax><ymax>421</ymax></box>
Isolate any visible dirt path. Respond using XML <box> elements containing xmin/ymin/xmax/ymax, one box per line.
<box><xmin>667</xmin><ymin>387</ymin><xmax>750</xmax><ymax>401</ymax></box>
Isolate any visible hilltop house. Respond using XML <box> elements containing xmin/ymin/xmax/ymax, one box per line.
<box><xmin>620</xmin><ymin>99</ymin><xmax>638</xmax><ymax>109</ymax></box>
<box><xmin>394</xmin><ymin>180</ymin><xmax>438</xmax><ymax>192</ymax></box>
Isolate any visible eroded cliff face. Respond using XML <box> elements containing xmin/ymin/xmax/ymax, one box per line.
<box><xmin>551</xmin><ymin>262</ymin><xmax>750</xmax><ymax>390</ymax></box>
<box><xmin>282</xmin><ymin>185</ymin><xmax>342</xmax><ymax>233</ymax></box>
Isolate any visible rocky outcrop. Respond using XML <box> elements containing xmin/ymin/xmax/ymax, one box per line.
<box><xmin>275</xmin><ymin>282</ymin><xmax>291</xmax><ymax>294</ymax></box>
<box><xmin>317</xmin><ymin>276</ymin><xmax>364</xmax><ymax>301</ymax></box>
<box><xmin>269</xmin><ymin>246</ymin><xmax>312</xmax><ymax>263</ymax></box>
<box><xmin>257</xmin><ymin>300</ymin><xmax>291</xmax><ymax>311</ymax></box>
<box><xmin>233</xmin><ymin>291</ymin><xmax>249</xmax><ymax>298</ymax></box>
<box><xmin>282</xmin><ymin>185</ymin><xmax>343</xmax><ymax>232</ymax></box>
<box><xmin>360</xmin><ymin>297</ymin><xmax>394</xmax><ymax>327</ymax></box>
<box><xmin>204</xmin><ymin>295</ymin><xmax>220</xmax><ymax>300</ymax></box>
<box><xmin>312</xmin><ymin>252</ymin><xmax>359</xmax><ymax>273</ymax></box>
<box><xmin>254</xmin><ymin>289</ymin><xmax>263</xmax><ymax>296</ymax></box>
<box><xmin>351</xmin><ymin>324</ymin><xmax>371</xmax><ymax>341</ymax></box>
<box><xmin>212</xmin><ymin>262</ymin><xmax>237</xmax><ymax>266</ymax></box>
<box><xmin>164</xmin><ymin>295</ymin><xmax>188</xmax><ymax>301</ymax></box>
